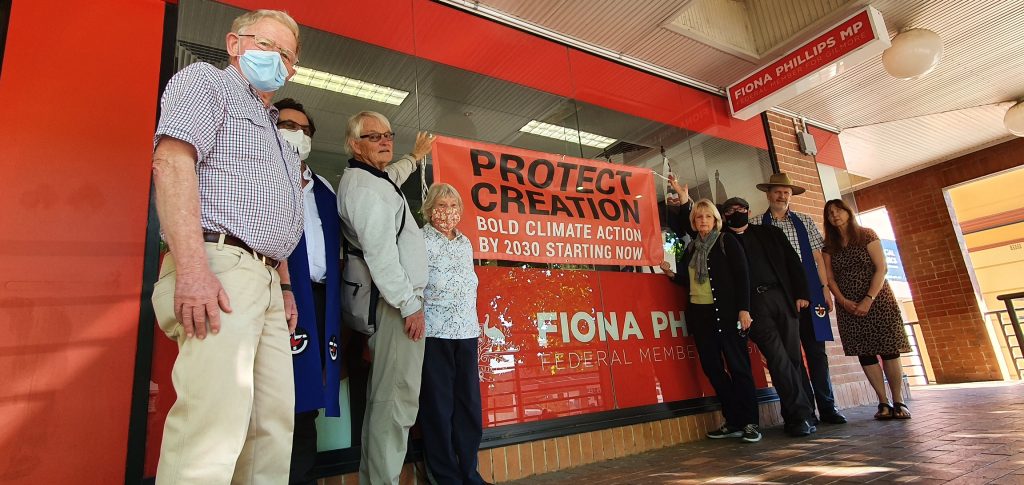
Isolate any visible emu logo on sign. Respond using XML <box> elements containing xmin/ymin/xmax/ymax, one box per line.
<box><xmin>329</xmin><ymin>336</ymin><xmax>339</xmax><ymax>361</ymax></box>
<box><xmin>814</xmin><ymin>304</ymin><xmax>827</xmax><ymax>318</ymax></box>
<box><xmin>290</xmin><ymin>328</ymin><xmax>309</xmax><ymax>355</ymax></box>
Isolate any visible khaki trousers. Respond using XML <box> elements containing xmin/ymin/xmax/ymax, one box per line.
<box><xmin>359</xmin><ymin>299</ymin><xmax>425</xmax><ymax>485</ymax></box>
<box><xmin>152</xmin><ymin>243</ymin><xmax>294</xmax><ymax>485</ymax></box>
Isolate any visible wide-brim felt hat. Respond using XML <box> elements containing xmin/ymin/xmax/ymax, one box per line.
<box><xmin>756</xmin><ymin>172</ymin><xmax>806</xmax><ymax>195</ymax></box>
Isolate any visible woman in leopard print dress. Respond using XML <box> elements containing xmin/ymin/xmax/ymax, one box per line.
<box><xmin>822</xmin><ymin>199</ymin><xmax>911</xmax><ymax>420</ymax></box>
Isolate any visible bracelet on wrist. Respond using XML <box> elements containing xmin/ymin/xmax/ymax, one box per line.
<box><xmin>865</xmin><ymin>294</ymin><xmax>875</xmax><ymax>301</ymax></box>
<box><xmin>280</xmin><ymin>283</ymin><xmax>292</xmax><ymax>292</ymax></box>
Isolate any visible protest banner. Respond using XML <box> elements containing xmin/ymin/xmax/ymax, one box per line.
<box><xmin>432</xmin><ymin>136</ymin><xmax>665</xmax><ymax>266</ymax></box>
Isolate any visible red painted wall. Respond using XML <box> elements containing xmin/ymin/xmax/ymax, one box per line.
<box><xmin>0</xmin><ymin>0</ymin><xmax>165</xmax><ymax>483</ymax></box>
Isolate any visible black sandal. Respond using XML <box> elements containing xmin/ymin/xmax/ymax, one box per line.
<box><xmin>892</xmin><ymin>402</ymin><xmax>912</xmax><ymax>419</ymax></box>
<box><xmin>874</xmin><ymin>403</ymin><xmax>893</xmax><ymax>420</ymax></box>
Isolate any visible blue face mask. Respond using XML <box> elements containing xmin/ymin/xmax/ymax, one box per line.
<box><xmin>239</xmin><ymin>50</ymin><xmax>288</xmax><ymax>92</ymax></box>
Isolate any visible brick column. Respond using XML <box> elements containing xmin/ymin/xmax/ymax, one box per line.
<box><xmin>854</xmin><ymin>138</ymin><xmax>1024</xmax><ymax>383</ymax></box>
<box><xmin>764</xmin><ymin>112</ymin><xmax>874</xmax><ymax>406</ymax></box>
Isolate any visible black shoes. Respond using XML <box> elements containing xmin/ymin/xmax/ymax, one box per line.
<box><xmin>818</xmin><ymin>411</ymin><xmax>848</xmax><ymax>424</ymax></box>
<box><xmin>784</xmin><ymin>419</ymin><xmax>816</xmax><ymax>437</ymax></box>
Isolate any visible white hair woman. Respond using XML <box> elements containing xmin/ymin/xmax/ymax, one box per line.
<box><xmin>417</xmin><ymin>183</ymin><xmax>488</xmax><ymax>484</ymax></box>
<box><xmin>662</xmin><ymin>198</ymin><xmax>760</xmax><ymax>442</ymax></box>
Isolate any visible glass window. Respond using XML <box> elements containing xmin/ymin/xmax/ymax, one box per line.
<box><xmin>144</xmin><ymin>0</ymin><xmax>775</xmax><ymax>477</ymax></box>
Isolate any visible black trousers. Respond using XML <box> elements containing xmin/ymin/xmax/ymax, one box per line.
<box><xmin>799</xmin><ymin>307</ymin><xmax>838</xmax><ymax>416</ymax></box>
<box><xmin>419</xmin><ymin>337</ymin><xmax>485</xmax><ymax>485</ymax></box>
<box><xmin>289</xmin><ymin>281</ymin><xmax>327</xmax><ymax>485</ymax></box>
<box><xmin>688</xmin><ymin>304</ymin><xmax>758</xmax><ymax>427</ymax></box>
<box><xmin>748</xmin><ymin>289</ymin><xmax>814</xmax><ymax>425</ymax></box>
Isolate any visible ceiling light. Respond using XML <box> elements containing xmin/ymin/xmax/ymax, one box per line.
<box><xmin>519</xmin><ymin>120</ymin><xmax>617</xmax><ymax>149</ymax></box>
<box><xmin>1005</xmin><ymin>101</ymin><xmax>1024</xmax><ymax>136</ymax></box>
<box><xmin>881</xmin><ymin>28</ymin><xmax>943</xmax><ymax>80</ymax></box>
<box><xmin>289</xmin><ymin>66</ymin><xmax>409</xmax><ymax>105</ymax></box>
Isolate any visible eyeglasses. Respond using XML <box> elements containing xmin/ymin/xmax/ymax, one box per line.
<box><xmin>722</xmin><ymin>207</ymin><xmax>749</xmax><ymax>216</ymax></box>
<box><xmin>277</xmin><ymin>119</ymin><xmax>313</xmax><ymax>137</ymax></box>
<box><xmin>359</xmin><ymin>131</ymin><xmax>395</xmax><ymax>142</ymax></box>
<box><xmin>235</xmin><ymin>33</ymin><xmax>298</xmax><ymax>66</ymax></box>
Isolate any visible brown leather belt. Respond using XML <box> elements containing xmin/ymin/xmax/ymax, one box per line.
<box><xmin>203</xmin><ymin>233</ymin><xmax>280</xmax><ymax>269</ymax></box>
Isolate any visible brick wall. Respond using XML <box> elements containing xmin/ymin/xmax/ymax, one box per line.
<box><xmin>854</xmin><ymin>137</ymin><xmax>1024</xmax><ymax>383</ymax></box>
<box><xmin>765</xmin><ymin>112</ymin><xmax>870</xmax><ymax>393</ymax></box>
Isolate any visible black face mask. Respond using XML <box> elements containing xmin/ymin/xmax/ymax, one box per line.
<box><xmin>725</xmin><ymin>211</ymin><xmax>749</xmax><ymax>229</ymax></box>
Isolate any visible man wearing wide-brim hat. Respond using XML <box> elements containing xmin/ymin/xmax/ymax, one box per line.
<box><xmin>750</xmin><ymin>173</ymin><xmax>848</xmax><ymax>426</ymax></box>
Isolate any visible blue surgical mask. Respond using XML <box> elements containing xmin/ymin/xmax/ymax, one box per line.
<box><xmin>239</xmin><ymin>50</ymin><xmax>287</xmax><ymax>92</ymax></box>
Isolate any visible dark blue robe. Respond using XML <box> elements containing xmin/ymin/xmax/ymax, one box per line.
<box><xmin>288</xmin><ymin>173</ymin><xmax>343</xmax><ymax>416</ymax></box>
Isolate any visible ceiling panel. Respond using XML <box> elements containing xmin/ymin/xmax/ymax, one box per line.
<box><xmin>780</xmin><ymin>0</ymin><xmax>1024</xmax><ymax>128</ymax></box>
<box><xmin>481</xmin><ymin>0</ymin><xmax>690</xmax><ymax>53</ymax></box>
<box><xmin>838</xmin><ymin>102</ymin><xmax>1016</xmax><ymax>180</ymax></box>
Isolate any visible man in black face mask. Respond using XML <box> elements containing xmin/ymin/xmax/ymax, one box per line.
<box><xmin>720</xmin><ymin>196</ymin><xmax>818</xmax><ymax>437</ymax></box>
<box><xmin>667</xmin><ymin>176</ymin><xmax>817</xmax><ymax>437</ymax></box>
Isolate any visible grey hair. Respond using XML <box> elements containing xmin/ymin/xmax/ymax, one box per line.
<box><xmin>421</xmin><ymin>183</ymin><xmax>464</xmax><ymax>218</ymax></box>
<box><xmin>689</xmin><ymin>198</ymin><xmax>723</xmax><ymax>232</ymax></box>
<box><xmin>231</xmin><ymin>10</ymin><xmax>301</xmax><ymax>55</ymax></box>
<box><xmin>345</xmin><ymin>111</ymin><xmax>392</xmax><ymax>156</ymax></box>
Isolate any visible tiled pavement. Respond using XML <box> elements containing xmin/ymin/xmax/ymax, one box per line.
<box><xmin>506</xmin><ymin>381</ymin><xmax>1024</xmax><ymax>484</ymax></box>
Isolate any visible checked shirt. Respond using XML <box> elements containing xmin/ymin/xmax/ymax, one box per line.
<box><xmin>154</xmin><ymin>62</ymin><xmax>303</xmax><ymax>260</ymax></box>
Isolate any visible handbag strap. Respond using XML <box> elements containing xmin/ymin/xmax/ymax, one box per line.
<box><xmin>343</xmin><ymin>161</ymin><xmax>408</xmax><ymax>260</ymax></box>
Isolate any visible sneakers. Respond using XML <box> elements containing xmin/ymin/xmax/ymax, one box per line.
<box><xmin>708</xmin><ymin>423</ymin><xmax>761</xmax><ymax>442</ymax></box>
<box><xmin>706</xmin><ymin>424</ymin><xmax>743</xmax><ymax>439</ymax></box>
<box><xmin>741</xmin><ymin>424</ymin><xmax>762</xmax><ymax>443</ymax></box>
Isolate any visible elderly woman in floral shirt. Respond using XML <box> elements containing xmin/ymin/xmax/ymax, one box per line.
<box><xmin>417</xmin><ymin>183</ymin><xmax>489</xmax><ymax>485</ymax></box>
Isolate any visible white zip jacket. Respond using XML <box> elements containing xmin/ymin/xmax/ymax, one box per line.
<box><xmin>337</xmin><ymin>155</ymin><xmax>427</xmax><ymax>317</ymax></box>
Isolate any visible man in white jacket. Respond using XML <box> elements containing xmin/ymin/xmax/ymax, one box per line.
<box><xmin>337</xmin><ymin>111</ymin><xmax>433</xmax><ymax>485</ymax></box>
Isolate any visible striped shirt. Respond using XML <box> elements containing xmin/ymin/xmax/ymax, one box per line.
<box><xmin>751</xmin><ymin>210</ymin><xmax>824</xmax><ymax>262</ymax></box>
<box><xmin>154</xmin><ymin>63</ymin><xmax>303</xmax><ymax>260</ymax></box>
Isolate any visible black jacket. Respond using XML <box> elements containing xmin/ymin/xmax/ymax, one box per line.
<box><xmin>730</xmin><ymin>223</ymin><xmax>810</xmax><ymax>317</ymax></box>
<box><xmin>668</xmin><ymin>202</ymin><xmax>808</xmax><ymax>318</ymax></box>
<box><xmin>666</xmin><ymin>204</ymin><xmax>750</xmax><ymax>324</ymax></box>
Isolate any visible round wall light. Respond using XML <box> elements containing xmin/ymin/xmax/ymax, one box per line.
<box><xmin>1004</xmin><ymin>101</ymin><xmax>1024</xmax><ymax>137</ymax></box>
<box><xmin>881</xmin><ymin>28</ymin><xmax>943</xmax><ymax>80</ymax></box>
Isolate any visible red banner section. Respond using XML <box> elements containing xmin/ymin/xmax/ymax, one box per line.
<box><xmin>727</xmin><ymin>7</ymin><xmax>888</xmax><ymax>120</ymax></box>
<box><xmin>432</xmin><ymin>136</ymin><xmax>665</xmax><ymax>266</ymax></box>
<box><xmin>476</xmin><ymin>267</ymin><xmax>767</xmax><ymax>427</ymax></box>
<box><xmin>145</xmin><ymin>266</ymin><xmax>770</xmax><ymax>460</ymax></box>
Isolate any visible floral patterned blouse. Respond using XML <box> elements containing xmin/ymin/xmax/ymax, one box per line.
<box><xmin>423</xmin><ymin>224</ymin><xmax>481</xmax><ymax>339</ymax></box>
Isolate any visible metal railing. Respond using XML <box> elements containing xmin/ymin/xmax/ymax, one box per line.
<box><xmin>992</xmin><ymin>292</ymin><xmax>1024</xmax><ymax>379</ymax></box>
<box><xmin>901</xmin><ymin>322</ymin><xmax>932</xmax><ymax>385</ymax></box>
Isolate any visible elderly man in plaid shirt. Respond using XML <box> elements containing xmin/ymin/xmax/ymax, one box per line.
<box><xmin>149</xmin><ymin>9</ymin><xmax>304</xmax><ymax>484</ymax></box>
<box><xmin>751</xmin><ymin>173</ymin><xmax>848</xmax><ymax>427</ymax></box>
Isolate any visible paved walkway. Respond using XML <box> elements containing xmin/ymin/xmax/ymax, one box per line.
<box><xmin>507</xmin><ymin>381</ymin><xmax>1024</xmax><ymax>484</ymax></box>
